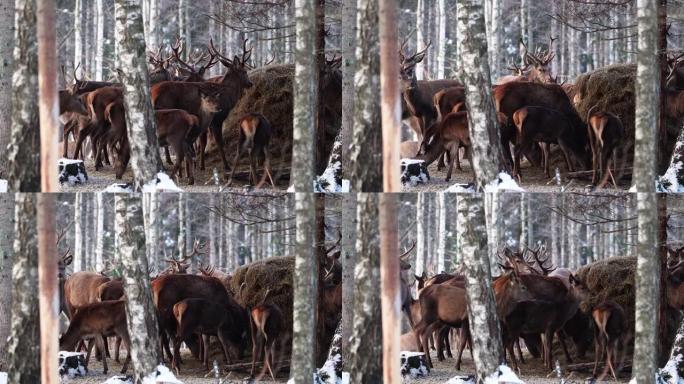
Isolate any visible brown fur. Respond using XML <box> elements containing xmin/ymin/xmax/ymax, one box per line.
<box><xmin>227</xmin><ymin>113</ymin><xmax>274</xmax><ymax>188</ymax></box>
<box><xmin>250</xmin><ymin>304</ymin><xmax>284</xmax><ymax>380</ymax></box>
<box><xmin>591</xmin><ymin>301</ymin><xmax>625</xmax><ymax>381</ymax></box>
<box><xmin>417</xmin><ymin>111</ymin><xmax>471</xmax><ymax>181</ymax></box>
<box><xmin>63</xmin><ymin>271</ymin><xmax>111</xmax><ymax>318</ymax></box>
<box><xmin>75</xmin><ymin>86</ymin><xmax>123</xmax><ymax>168</ymax></box>
<box><xmin>586</xmin><ymin>106</ymin><xmax>624</xmax><ymax>188</ymax></box>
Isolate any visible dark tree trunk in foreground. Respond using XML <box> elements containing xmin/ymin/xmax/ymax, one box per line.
<box><xmin>291</xmin><ymin>191</ymin><xmax>317</xmax><ymax>380</ymax></box>
<box><xmin>37</xmin><ymin>194</ymin><xmax>58</xmax><ymax>384</ymax></box>
<box><xmin>7</xmin><ymin>0</ymin><xmax>40</xmax><ymax>192</ymax></box>
<box><xmin>349</xmin><ymin>0</ymin><xmax>382</xmax><ymax>192</ymax></box>
<box><xmin>379</xmin><ymin>193</ymin><xmax>401</xmax><ymax>382</ymax></box>
<box><xmin>458</xmin><ymin>194</ymin><xmax>504</xmax><ymax>380</ymax></box>
<box><xmin>456</xmin><ymin>0</ymin><xmax>504</xmax><ymax>188</ymax></box>
<box><xmin>0</xmin><ymin>195</ymin><xmax>14</xmax><ymax>369</ymax></box>
<box><xmin>116</xmin><ymin>194</ymin><xmax>162</xmax><ymax>379</ymax></box>
<box><xmin>348</xmin><ymin>193</ymin><xmax>382</xmax><ymax>382</ymax></box>
<box><xmin>114</xmin><ymin>0</ymin><xmax>162</xmax><ymax>189</ymax></box>
<box><xmin>7</xmin><ymin>194</ymin><xmax>40</xmax><ymax>383</ymax></box>
<box><xmin>341</xmin><ymin>193</ymin><xmax>357</xmax><ymax>366</ymax></box>
<box><xmin>0</xmin><ymin>0</ymin><xmax>14</xmax><ymax>176</ymax></box>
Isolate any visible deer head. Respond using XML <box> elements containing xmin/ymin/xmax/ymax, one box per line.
<box><xmin>399</xmin><ymin>36</ymin><xmax>431</xmax><ymax>90</ymax></box>
<box><xmin>170</xmin><ymin>37</ymin><xmax>219</xmax><ymax>82</ymax></box>
<box><xmin>521</xmin><ymin>36</ymin><xmax>556</xmax><ymax>84</ymax></box>
<box><xmin>164</xmin><ymin>238</ymin><xmax>207</xmax><ymax>274</ymax></box>
<box><xmin>209</xmin><ymin>38</ymin><xmax>253</xmax><ymax>90</ymax></box>
<box><xmin>667</xmin><ymin>52</ymin><xmax>684</xmax><ymax>91</ymax></box>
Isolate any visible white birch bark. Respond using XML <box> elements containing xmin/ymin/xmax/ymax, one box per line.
<box><xmin>0</xmin><ymin>195</ymin><xmax>14</xmax><ymax>368</ymax></box>
<box><xmin>210</xmin><ymin>194</ymin><xmax>217</xmax><ymax>265</ymax></box>
<box><xmin>489</xmin><ymin>0</ymin><xmax>501</xmax><ymax>77</ymax></box>
<box><xmin>458</xmin><ymin>194</ymin><xmax>503</xmax><ymax>380</ymax></box>
<box><xmin>73</xmin><ymin>0</ymin><xmax>83</xmax><ymax>77</ymax></box>
<box><xmin>95</xmin><ymin>0</ymin><xmax>104</xmax><ymax>80</ymax></box>
<box><xmin>95</xmin><ymin>193</ymin><xmax>104</xmax><ymax>270</ymax></box>
<box><xmin>115</xmin><ymin>194</ymin><xmax>161</xmax><ymax>380</ymax></box>
<box><xmin>436</xmin><ymin>0</ymin><xmax>447</xmax><ymax>78</ymax></box>
<box><xmin>341</xmin><ymin>192</ymin><xmax>357</xmax><ymax>363</ymax></box>
<box><xmin>437</xmin><ymin>193</ymin><xmax>446</xmax><ymax>273</ymax></box>
<box><xmin>415</xmin><ymin>0</ymin><xmax>425</xmax><ymax>80</ymax></box>
<box><xmin>74</xmin><ymin>193</ymin><xmax>84</xmax><ymax>272</ymax></box>
<box><xmin>415</xmin><ymin>193</ymin><xmax>426</xmax><ymax>277</ymax></box>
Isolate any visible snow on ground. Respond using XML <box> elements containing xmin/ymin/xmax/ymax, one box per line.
<box><xmin>0</xmin><ymin>372</ymin><xmax>7</xmax><ymax>384</ymax></box>
<box><xmin>0</xmin><ymin>179</ymin><xmax>6</xmax><ymax>192</ymax></box>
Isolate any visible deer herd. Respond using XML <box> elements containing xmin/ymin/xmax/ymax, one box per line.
<box><xmin>406</xmin><ymin>38</ymin><xmax>684</xmax><ymax>188</ymax></box>
<box><xmin>399</xmin><ymin>244</ymin><xmax>684</xmax><ymax>381</ymax></box>
<box><xmin>59</xmin><ymin>38</ymin><xmax>275</xmax><ymax>188</ymax></box>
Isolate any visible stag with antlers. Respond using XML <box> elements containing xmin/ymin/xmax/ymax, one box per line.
<box><xmin>162</xmin><ymin>238</ymin><xmax>207</xmax><ymax>275</ymax></box>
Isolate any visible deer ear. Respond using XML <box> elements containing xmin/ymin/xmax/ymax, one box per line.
<box><xmin>64</xmin><ymin>255</ymin><xmax>73</xmax><ymax>266</ymax></box>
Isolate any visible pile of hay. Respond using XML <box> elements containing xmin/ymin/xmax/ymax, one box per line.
<box><xmin>231</xmin><ymin>256</ymin><xmax>295</xmax><ymax>344</ymax></box>
<box><xmin>219</xmin><ymin>64</ymin><xmax>342</xmax><ymax>179</ymax></box>
<box><xmin>574</xmin><ymin>64</ymin><xmax>637</xmax><ymax>172</ymax></box>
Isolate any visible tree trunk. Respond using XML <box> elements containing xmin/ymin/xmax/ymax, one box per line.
<box><xmin>291</xmin><ymin>191</ymin><xmax>317</xmax><ymax>381</ymax></box>
<box><xmin>437</xmin><ymin>193</ymin><xmax>446</xmax><ymax>272</ymax></box>
<box><xmin>340</xmin><ymin>0</ymin><xmax>357</xmax><ymax>180</ymax></box>
<box><xmin>489</xmin><ymin>0</ymin><xmax>501</xmax><ymax>77</ymax></box>
<box><xmin>73</xmin><ymin>0</ymin><xmax>83</xmax><ymax>76</ymax></box>
<box><xmin>348</xmin><ymin>193</ymin><xmax>382</xmax><ymax>382</ymax></box>
<box><xmin>37</xmin><ymin>194</ymin><xmax>58</xmax><ymax>384</ymax></box>
<box><xmin>0</xmin><ymin>0</ymin><xmax>13</xmax><ymax>176</ymax></box>
<box><xmin>0</xmin><ymin>195</ymin><xmax>14</xmax><ymax>369</ymax></box>
<box><xmin>177</xmin><ymin>194</ymin><xmax>186</xmax><ymax>263</ymax></box>
<box><xmin>458</xmin><ymin>194</ymin><xmax>503</xmax><ymax>380</ymax></box>
<box><xmin>8</xmin><ymin>0</ymin><xmax>40</xmax><ymax>192</ymax></box>
<box><xmin>95</xmin><ymin>0</ymin><xmax>104</xmax><ymax>80</ymax></box>
<box><xmin>350</xmin><ymin>0</ymin><xmax>382</xmax><ymax>192</ymax></box>
<box><xmin>415</xmin><ymin>193</ymin><xmax>426</xmax><ymax>276</ymax></box>
<box><xmin>457</xmin><ymin>0</ymin><xmax>504</xmax><ymax>188</ymax></box>
<box><xmin>341</xmin><ymin>193</ymin><xmax>357</xmax><ymax>366</ymax></box>
<box><xmin>114</xmin><ymin>0</ymin><xmax>162</xmax><ymax>189</ymax></box>
<box><xmin>95</xmin><ymin>193</ymin><xmax>104</xmax><ymax>270</ymax></box>
<box><xmin>379</xmin><ymin>0</ymin><xmax>400</xmax><ymax>191</ymax></box>
<box><xmin>37</xmin><ymin>0</ymin><xmax>59</xmax><ymax>192</ymax></box>
<box><xmin>7</xmin><ymin>194</ymin><xmax>40</xmax><ymax>383</ymax></box>
<box><xmin>210</xmin><ymin>194</ymin><xmax>217</xmax><ymax>265</ymax></box>
<box><xmin>379</xmin><ymin>193</ymin><xmax>400</xmax><ymax>383</ymax></box>
<box><xmin>74</xmin><ymin>193</ymin><xmax>84</xmax><ymax>271</ymax></box>
<box><xmin>115</xmin><ymin>194</ymin><xmax>162</xmax><ymax>380</ymax></box>
<box><xmin>292</xmin><ymin>0</ymin><xmax>318</xmax><ymax>192</ymax></box>
<box><xmin>415</xmin><ymin>0</ymin><xmax>425</xmax><ymax>80</ymax></box>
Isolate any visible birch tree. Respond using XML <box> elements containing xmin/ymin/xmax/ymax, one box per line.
<box><xmin>458</xmin><ymin>194</ymin><xmax>503</xmax><ymax>380</ymax></box>
<box><xmin>415</xmin><ymin>0</ymin><xmax>425</xmax><ymax>80</ymax></box>
<box><xmin>632</xmin><ymin>0</ymin><xmax>660</xmax><ymax>380</ymax></box>
<box><xmin>292</xmin><ymin>0</ymin><xmax>318</xmax><ymax>192</ymax></box>
<box><xmin>456</xmin><ymin>0</ymin><xmax>504</xmax><ymax>188</ymax></box>
<box><xmin>436</xmin><ymin>0</ymin><xmax>446</xmax><ymax>78</ymax></box>
<box><xmin>95</xmin><ymin>0</ymin><xmax>104</xmax><ymax>80</ymax></box>
<box><xmin>114</xmin><ymin>0</ymin><xmax>162</xmax><ymax>189</ymax></box>
<box><xmin>415</xmin><ymin>193</ymin><xmax>426</xmax><ymax>277</ymax></box>
<box><xmin>73</xmin><ymin>0</ymin><xmax>83</xmax><ymax>77</ymax></box>
<box><xmin>7</xmin><ymin>194</ymin><xmax>39</xmax><ymax>383</ymax></box>
<box><xmin>379</xmin><ymin>193</ymin><xmax>401</xmax><ymax>383</ymax></box>
<box><xmin>349</xmin><ymin>0</ymin><xmax>382</xmax><ymax>192</ymax></box>
<box><xmin>0</xmin><ymin>195</ymin><xmax>14</xmax><ymax>369</ymax></box>
<box><xmin>341</xmin><ymin>193</ymin><xmax>357</xmax><ymax>364</ymax></box>
<box><xmin>489</xmin><ymin>0</ymin><xmax>501</xmax><ymax>77</ymax></box>
<box><xmin>7</xmin><ymin>0</ymin><xmax>40</xmax><ymax>192</ymax></box>
<box><xmin>177</xmin><ymin>194</ymin><xmax>187</xmax><ymax>260</ymax></box>
<box><xmin>0</xmin><ymin>0</ymin><xmax>13</xmax><ymax>176</ymax></box>
<box><xmin>116</xmin><ymin>194</ymin><xmax>161</xmax><ymax>380</ymax></box>
<box><xmin>291</xmin><ymin>191</ymin><xmax>317</xmax><ymax>380</ymax></box>
<box><xmin>95</xmin><ymin>193</ymin><xmax>104</xmax><ymax>269</ymax></box>
<box><xmin>436</xmin><ymin>193</ymin><xmax>446</xmax><ymax>273</ymax></box>
<box><xmin>74</xmin><ymin>193</ymin><xmax>84</xmax><ymax>271</ymax></box>
<box><xmin>348</xmin><ymin>193</ymin><xmax>382</xmax><ymax>382</ymax></box>
<box><xmin>340</xmin><ymin>0</ymin><xmax>357</xmax><ymax>180</ymax></box>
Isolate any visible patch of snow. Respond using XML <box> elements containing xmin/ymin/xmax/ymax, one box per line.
<box><xmin>316</xmin><ymin>353</ymin><xmax>343</xmax><ymax>383</ymax></box>
<box><xmin>58</xmin><ymin>351</ymin><xmax>86</xmax><ymax>378</ymax></box>
<box><xmin>58</xmin><ymin>158</ymin><xmax>84</xmax><ymax>165</ymax></box>
<box><xmin>0</xmin><ymin>179</ymin><xmax>6</xmax><ymax>193</ymax></box>
<box><xmin>658</xmin><ymin>353</ymin><xmax>684</xmax><ymax>383</ymax></box>
<box><xmin>103</xmin><ymin>183</ymin><xmax>133</xmax><ymax>193</ymax></box>
<box><xmin>445</xmin><ymin>183</ymin><xmax>475</xmax><ymax>193</ymax></box>
<box><xmin>484</xmin><ymin>365</ymin><xmax>525</xmax><ymax>384</ymax></box>
<box><xmin>484</xmin><ymin>173</ymin><xmax>525</xmax><ymax>192</ymax></box>
<box><xmin>659</xmin><ymin>161</ymin><xmax>684</xmax><ymax>192</ymax></box>
<box><xmin>141</xmin><ymin>365</ymin><xmax>183</xmax><ymax>384</ymax></box>
<box><xmin>101</xmin><ymin>376</ymin><xmax>133</xmax><ymax>384</ymax></box>
<box><xmin>315</xmin><ymin>161</ymin><xmax>344</xmax><ymax>192</ymax></box>
<box><xmin>446</xmin><ymin>376</ymin><xmax>475</xmax><ymax>384</ymax></box>
<box><xmin>142</xmin><ymin>173</ymin><xmax>183</xmax><ymax>193</ymax></box>
<box><xmin>341</xmin><ymin>372</ymin><xmax>350</xmax><ymax>384</ymax></box>
<box><xmin>287</xmin><ymin>184</ymin><xmax>295</xmax><ymax>192</ymax></box>
<box><xmin>0</xmin><ymin>372</ymin><xmax>7</xmax><ymax>384</ymax></box>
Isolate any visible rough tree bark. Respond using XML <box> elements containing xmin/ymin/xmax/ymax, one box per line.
<box><xmin>341</xmin><ymin>192</ymin><xmax>357</xmax><ymax>365</ymax></box>
<box><xmin>379</xmin><ymin>193</ymin><xmax>400</xmax><ymax>383</ymax></box>
<box><xmin>37</xmin><ymin>194</ymin><xmax>58</xmax><ymax>384</ymax></box>
<box><xmin>95</xmin><ymin>193</ymin><xmax>104</xmax><ymax>270</ymax></box>
<box><xmin>7</xmin><ymin>194</ymin><xmax>40</xmax><ymax>383</ymax></box>
<box><xmin>349</xmin><ymin>0</ymin><xmax>382</xmax><ymax>192</ymax></box>
<box><xmin>114</xmin><ymin>0</ymin><xmax>162</xmax><ymax>189</ymax></box>
<box><xmin>340</xmin><ymin>0</ymin><xmax>357</xmax><ymax>180</ymax></box>
<box><xmin>177</xmin><ymin>193</ymin><xmax>187</xmax><ymax>261</ymax></box>
<box><xmin>458</xmin><ymin>194</ymin><xmax>504</xmax><ymax>381</ymax></box>
<box><xmin>0</xmin><ymin>0</ymin><xmax>13</xmax><ymax>176</ymax></box>
<box><xmin>7</xmin><ymin>0</ymin><xmax>40</xmax><ymax>192</ymax></box>
<box><xmin>292</xmin><ymin>0</ymin><xmax>318</xmax><ymax>192</ymax></box>
<box><xmin>95</xmin><ymin>0</ymin><xmax>104</xmax><ymax>80</ymax></box>
<box><xmin>456</xmin><ymin>0</ymin><xmax>504</xmax><ymax>188</ymax></box>
<box><xmin>291</xmin><ymin>191</ymin><xmax>317</xmax><ymax>381</ymax></box>
<box><xmin>73</xmin><ymin>0</ymin><xmax>83</xmax><ymax>76</ymax></box>
<box><xmin>415</xmin><ymin>0</ymin><xmax>425</xmax><ymax>80</ymax></box>
<box><xmin>348</xmin><ymin>193</ymin><xmax>382</xmax><ymax>382</ymax></box>
<box><xmin>0</xmin><ymin>195</ymin><xmax>14</xmax><ymax>370</ymax></box>
<box><xmin>379</xmin><ymin>0</ymin><xmax>400</xmax><ymax>191</ymax></box>
<box><xmin>415</xmin><ymin>193</ymin><xmax>427</xmax><ymax>276</ymax></box>
<box><xmin>489</xmin><ymin>0</ymin><xmax>501</xmax><ymax>77</ymax></box>
<box><xmin>437</xmin><ymin>192</ymin><xmax>446</xmax><ymax>272</ymax></box>
<box><xmin>115</xmin><ymin>194</ymin><xmax>162</xmax><ymax>380</ymax></box>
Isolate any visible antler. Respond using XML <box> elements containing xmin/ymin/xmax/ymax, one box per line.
<box><xmin>507</xmin><ymin>61</ymin><xmax>529</xmax><ymax>76</ymax></box>
<box><xmin>325</xmin><ymin>230</ymin><xmax>342</xmax><ymax>254</ymax></box>
<box><xmin>240</xmin><ymin>38</ymin><xmax>252</xmax><ymax>66</ymax></box>
<box><xmin>668</xmin><ymin>52</ymin><xmax>684</xmax><ymax>68</ymax></box>
<box><xmin>526</xmin><ymin>245</ymin><xmax>555</xmax><ymax>275</ymax></box>
<box><xmin>180</xmin><ymin>238</ymin><xmax>207</xmax><ymax>263</ymax></box>
<box><xmin>399</xmin><ymin>241</ymin><xmax>417</xmax><ymax>261</ymax></box>
<box><xmin>208</xmin><ymin>38</ymin><xmax>233</xmax><ymax>67</ymax></box>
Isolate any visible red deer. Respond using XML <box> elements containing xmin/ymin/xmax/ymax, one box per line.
<box><xmin>59</xmin><ymin>90</ymin><xmax>88</xmax><ymax>116</ymax></box>
<box><xmin>152</xmin><ymin>274</ymin><xmax>249</xmax><ymax>370</ymax></box>
<box><xmin>57</xmin><ymin>229</ymin><xmax>74</xmax><ymax>318</ymax></box>
<box><xmin>63</xmin><ymin>271</ymin><xmax>112</xmax><ymax>318</ymax></box>
<box><xmin>667</xmin><ymin>52</ymin><xmax>684</xmax><ymax>90</ymax></box>
<box><xmin>66</xmin><ymin>65</ymin><xmax>117</xmax><ymax>95</ymax></box>
<box><xmin>157</xmin><ymin>38</ymin><xmax>253</xmax><ymax>176</ymax></box>
<box><xmin>399</xmin><ymin>39</ymin><xmax>461</xmax><ymax>139</ymax></box>
<box><xmin>495</xmin><ymin>62</ymin><xmax>531</xmax><ymax>85</ymax></box>
<box><xmin>172</xmin><ymin>298</ymin><xmax>239</xmax><ymax>373</ymax></box>
<box><xmin>250</xmin><ymin>290</ymin><xmax>284</xmax><ymax>380</ymax></box>
<box><xmin>433</xmin><ymin>87</ymin><xmax>466</xmax><ymax>123</ymax></box>
<box><xmin>666</xmin><ymin>247</ymin><xmax>684</xmax><ymax>309</ymax></box>
<box><xmin>227</xmin><ymin>113</ymin><xmax>274</xmax><ymax>188</ymax></box>
<box><xmin>59</xmin><ymin>300</ymin><xmax>131</xmax><ymax>374</ymax></box>
<box><xmin>169</xmin><ymin>38</ymin><xmax>218</xmax><ymax>83</ymax></box>
<box><xmin>591</xmin><ymin>301</ymin><xmax>625</xmax><ymax>381</ymax></box>
<box><xmin>417</xmin><ymin>110</ymin><xmax>472</xmax><ymax>181</ymax></box>
<box><xmin>519</xmin><ymin>37</ymin><xmax>557</xmax><ymax>84</ymax></box>
<box><xmin>586</xmin><ymin>106</ymin><xmax>624</xmax><ymax>188</ymax></box>
<box><xmin>511</xmin><ymin>106</ymin><xmax>589</xmax><ymax>179</ymax></box>
<box><xmin>198</xmin><ymin>264</ymin><xmax>232</xmax><ymax>294</ymax></box>
<box><xmin>74</xmin><ymin>86</ymin><xmax>123</xmax><ymax>167</ymax></box>
<box><xmin>494</xmin><ymin>81</ymin><xmax>585</xmax><ymax>170</ymax></box>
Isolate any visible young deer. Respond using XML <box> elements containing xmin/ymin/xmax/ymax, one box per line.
<box><xmin>249</xmin><ymin>289</ymin><xmax>284</xmax><ymax>380</ymax></box>
<box><xmin>586</xmin><ymin>106</ymin><xmax>624</xmax><ymax>188</ymax></box>
<box><xmin>59</xmin><ymin>300</ymin><xmax>131</xmax><ymax>375</ymax></box>
<box><xmin>592</xmin><ymin>301</ymin><xmax>625</xmax><ymax>381</ymax></box>
<box><xmin>227</xmin><ymin>113</ymin><xmax>274</xmax><ymax>188</ymax></box>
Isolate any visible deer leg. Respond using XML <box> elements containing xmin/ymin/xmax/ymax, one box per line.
<box><xmin>598</xmin><ymin>150</ymin><xmax>613</xmax><ymax>189</ymax></box>
<box><xmin>119</xmin><ymin>337</ymin><xmax>132</xmax><ymax>374</ymax></box>
<box><xmin>435</xmin><ymin>327</ymin><xmax>445</xmax><ymax>362</ymax></box>
<box><xmin>444</xmin><ymin>327</ymin><xmax>453</xmax><ymax>359</ymax></box>
<box><xmin>544</xmin><ymin>330</ymin><xmax>554</xmax><ymax>370</ymax></box>
<box><xmin>227</xmin><ymin>146</ymin><xmax>245</xmax><ymax>186</ymax></box>
<box><xmin>515</xmin><ymin>338</ymin><xmax>525</xmax><ymax>364</ymax></box>
<box><xmin>184</xmin><ymin>142</ymin><xmax>195</xmax><ymax>186</ymax></box>
<box><xmin>263</xmin><ymin>148</ymin><xmax>276</xmax><ymax>188</ymax></box>
<box><xmin>556</xmin><ymin>330</ymin><xmax>573</xmax><ymax>364</ymax></box>
<box><xmin>84</xmin><ymin>338</ymin><xmax>95</xmax><ymax>367</ymax></box>
<box><xmin>455</xmin><ymin>323</ymin><xmax>469</xmax><ymax>371</ymax></box>
<box><xmin>250</xmin><ymin>321</ymin><xmax>259</xmax><ymax>377</ymax></box>
<box><xmin>557</xmin><ymin>139</ymin><xmax>575</xmax><ymax>173</ymax></box>
<box><xmin>114</xmin><ymin>336</ymin><xmax>121</xmax><ymax>363</ymax></box>
<box><xmin>266</xmin><ymin>339</ymin><xmax>277</xmax><ymax>381</ymax></box>
<box><xmin>249</xmin><ymin>152</ymin><xmax>258</xmax><ymax>186</ymax></box>
<box><xmin>445</xmin><ymin>143</ymin><xmax>459</xmax><ymax>182</ymax></box>
<box><xmin>94</xmin><ymin>334</ymin><xmax>108</xmax><ymax>374</ymax></box>
<box><xmin>201</xmin><ymin>334</ymin><xmax>211</xmax><ymax>370</ymax></box>
<box><xmin>421</xmin><ymin>322</ymin><xmax>438</xmax><ymax>369</ymax></box>
<box><xmin>163</xmin><ymin>146</ymin><xmax>173</xmax><ymax>166</ymax></box>
<box><xmin>198</xmin><ymin>131</ymin><xmax>208</xmax><ymax>171</ymax></box>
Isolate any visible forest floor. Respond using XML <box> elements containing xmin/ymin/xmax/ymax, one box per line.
<box><xmin>403</xmin><ymin>346</ymin><xmax>632</xmax><ymax>384</ymax></box>
<box><xmin>60</xmin><ymin>346</ymin><xmax>289</xmax><ymax>383</ymax></box>
<box><xmin>402</xmin><ymin>152</ymin><xmax>631</xmax><ymax>193</ymax></box>
<box><xmin>58</xmin><ymin>142</ymin><xmax>291</xmax><ymax>193</ymax></box>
